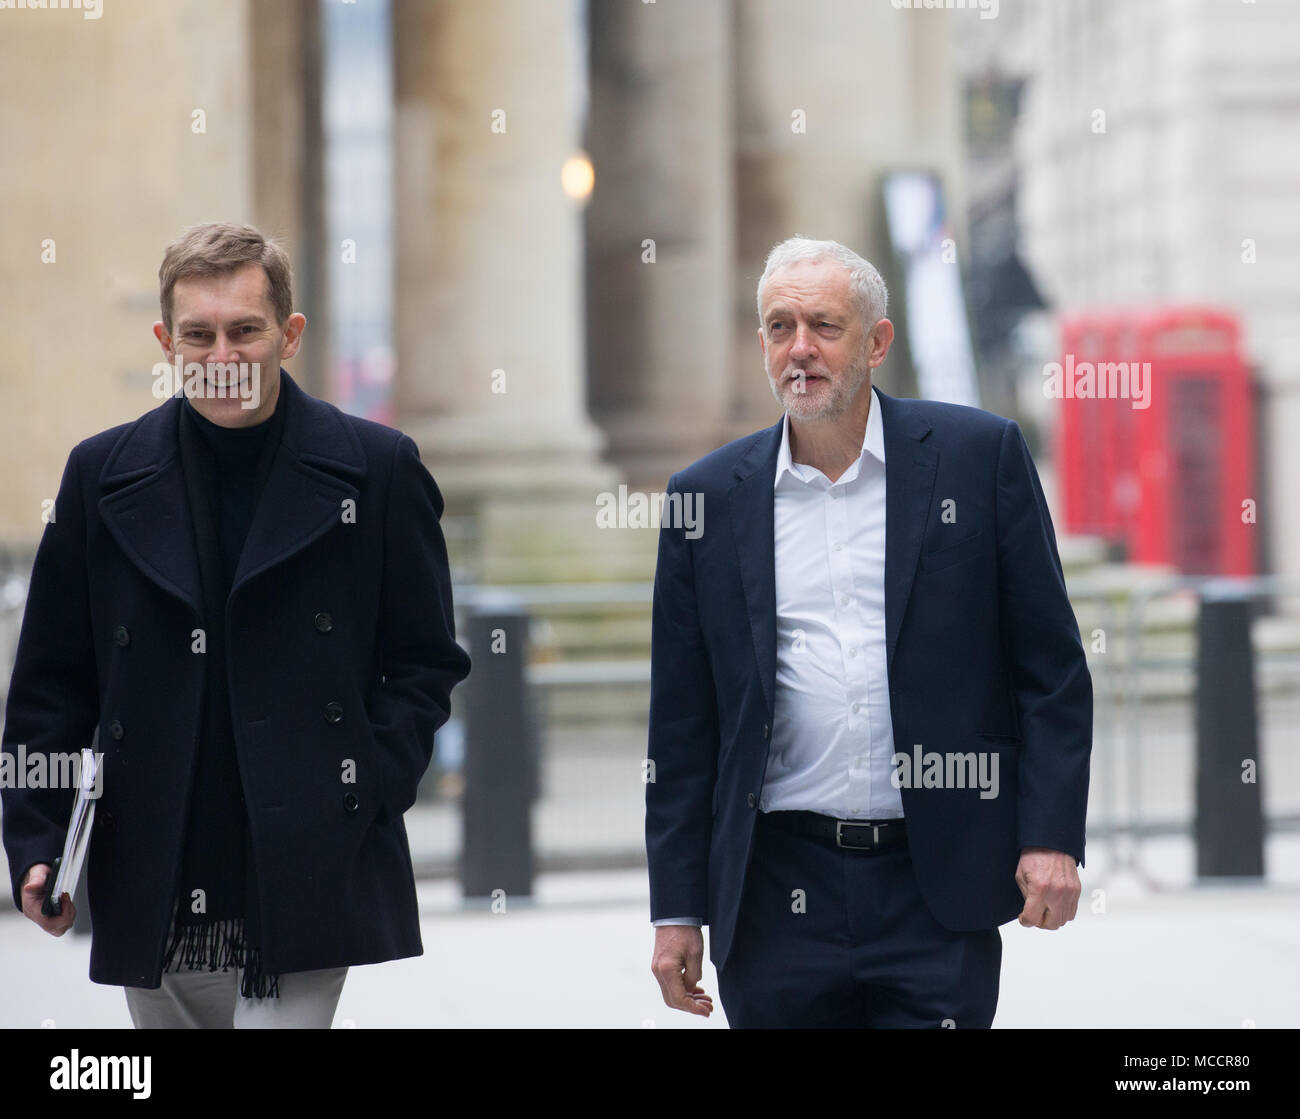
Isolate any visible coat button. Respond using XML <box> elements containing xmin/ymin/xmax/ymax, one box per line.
<box><xmin>109</xmin><ymin>720</ymin><xmax>124</xmax><ymax>740</ymax></box>
<box><xmin>343</xmin><ymin>792</ymin><xmax>359</xmax><ymax>814</ymax></box>
<box><xmin>324</xmin><ymin>702</ymin><xmax>343</xmax><ymax>724</ymax></box>
<box><xmin>113</xmin><ymin>625</ymin><xmax>130</xmax><ymax>647</ymax></box>
<box><xmin>314</xmin><ymin>612</ymin><xmax>333</xmax><ymax>633</ymax></box>
<box><xmin>97</xmin><ymin>811</ymin><xmax>115</xmax><ymax>834</ymax></box>
<box><xmin>747</xmin><ymin>792</ymin><xmax>756</xmax><ymax>808</ymax></box>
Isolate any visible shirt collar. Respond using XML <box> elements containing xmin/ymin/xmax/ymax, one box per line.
<box><xmin>774</xmin><ymin>383</ymin><xmax>885</xmax><ymax>490</ymax></box>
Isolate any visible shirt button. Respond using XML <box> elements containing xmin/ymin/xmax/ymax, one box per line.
<box><xmin>848</xmin><ymin>646</ymin><xmax>857</xmax><ymax>657</ymax></box>
<box><xmin>314</xmin><ymin>612</ymin><xmax>334</xmax><ymax>633</ymax></box>
<box><xmin>834</xmin><ymin>542</ymin><xmax>843</xmax><ymax>551</ymax></box>
<box><xmin>851</xmin><ymin>702</ymin><xmax>860</xmax><ymax>714</ymax></box>
<box><xmin>839</xmin><ymin>594</ymin><xmax>849</xmax><ymax>607</ymax></box>
<box><xmin>324</xmin><ymin>702</ymin><xmax>344</xmax><ymax>724</ymax></box>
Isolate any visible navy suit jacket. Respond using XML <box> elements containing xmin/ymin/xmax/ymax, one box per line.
<box><xmin>645</xmin><ymin>387</ymin><xmax>1093</xmax><ymax>970</ymax></box>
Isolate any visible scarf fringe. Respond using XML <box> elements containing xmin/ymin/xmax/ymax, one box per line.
<box><xmin>162</xmin><ymin>917</ymin><xmax>280</xmax><ymax>999</ymax></box>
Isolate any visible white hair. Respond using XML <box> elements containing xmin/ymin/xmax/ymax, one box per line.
<box><xmin>756</xmin><ymin>236</ymin><xmax>888</xmax><ymax>334</ymax></box>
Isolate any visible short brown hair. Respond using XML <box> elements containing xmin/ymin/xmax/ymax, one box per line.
<box><xmin>159</xmin><ymin>222</ymin><xmax>293</xmax><ymax>333</ymax></box>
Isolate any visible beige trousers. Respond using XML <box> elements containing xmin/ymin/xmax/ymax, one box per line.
<box><xmin>124</xmin><ymin>964</ymin><xmax>348</xmax><ymax>1028</ymax></box>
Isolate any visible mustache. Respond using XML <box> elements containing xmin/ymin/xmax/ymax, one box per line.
<box><xmin>779</xmin><ymin>366</ymin><xmax>831</xmax><ymax>384</ymax></box>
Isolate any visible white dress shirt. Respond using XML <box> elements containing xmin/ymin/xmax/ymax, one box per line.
<box><xmin>760</xmin><ymin>383</ymin><xmax>902</xmax><ymax>819</ymax></box>
<box><xmin>653</xmin><ymin>385</ymin><xmax>901</xmax><ymax>928</ymax></box>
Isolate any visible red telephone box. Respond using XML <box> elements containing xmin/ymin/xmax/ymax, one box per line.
<box><xmin>1055</xmin><ymin>306</ymin><xmax>1255</xmax><ymax>575</ymax></box>
<box><xmin>1058</xmin><ymin>312</ymin><xmax>1135</xmax><ymax>539</ymax></box>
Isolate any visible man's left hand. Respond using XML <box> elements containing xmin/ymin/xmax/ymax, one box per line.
<box><xmin>1014</xmin><ymin>847</ymin><xmax>1080</xmax><ymax>930</ymax></box>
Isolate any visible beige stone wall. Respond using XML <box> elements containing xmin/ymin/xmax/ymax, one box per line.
<box><xmin>0</xmin><ymin>0</ymin><xmax>325</xmax><ymax>547</ymax></box>
<box><xmin>728</xmin><ymin>0</ymin><xmax>969</xmax><ymax>439</ymax></box>
<box><xmin>1</xmin><ymin>0</ymin><xmax>972</xmax><ymax>578</ymax></box>
<box><xmin>0</xmin><ymin>0</ymin><xmax>252</xmax><ymax>544</ymax></box>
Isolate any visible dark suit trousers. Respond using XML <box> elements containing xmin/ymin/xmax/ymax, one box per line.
<box><xmin>717</xmin><ymin>812</ymin><xmax>1002</xmax><ymax>1028</ymax></box>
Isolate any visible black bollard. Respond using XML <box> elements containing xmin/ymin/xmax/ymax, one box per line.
<box><xmin>461</xmin><ymin>605</ymin><xmax>536</xmax><ymax>899</ymax></box>
<box><xmin>1194</xmin><ymin>587</ymin><xmax>1265</xmax><ymax>878</ymax></box>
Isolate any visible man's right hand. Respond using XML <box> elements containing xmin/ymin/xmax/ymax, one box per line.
<box><xmin>20</xmin><ymin>864</ymin><xmax>75</xmax><ymax>936</ymax></box>
<box><xmin>651</xmin><ymin>925</ymin><xmax>713</xmax><ymax>1017</ymax></box>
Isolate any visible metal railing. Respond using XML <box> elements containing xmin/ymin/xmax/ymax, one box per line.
<box><xmin>453</xmin><ymin>574</ymin><xmax>1300</xmax><ymax>884</ymax></box>
<box><xmin>3</xmin><ymin>566</ymin><xmax>1297</xmax><ymax>883</ymax></box>
<box><xmin>1110</xmin><ymin>576</ymin><xmax>1300</xmax><ymax>886</ymax></box>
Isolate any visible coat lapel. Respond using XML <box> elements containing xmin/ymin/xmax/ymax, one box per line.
<box><xmin>728</xmin><ymin>424</ymin><xmax>782</xmax><ymax>715</ymax></box>
<box><xmin>876</xmin><ymin>388</ymin><xmax>938</xmax><ymax>673</ymax></box>
<box><xmin>98</xmin><ymin>394</ymin><xmax>202</xmax><ymax>615</ymax></box>
<box><xmin>726</xmin><ymin>386</ymin><xmax>939</xmax><ymax>718</ymax></box>
<box><xmin>98</xmin><ymin>369</ymin><xmax>367</xmax><ymax>618</ymax></box>
<box><xmin>229</xmin><ymin>371</ymin><xmax>365</xmax><ymax>599</ymax></box>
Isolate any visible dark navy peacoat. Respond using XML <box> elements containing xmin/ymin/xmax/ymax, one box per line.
<box><xmin>1</xmin><ymin>368</ymin><xmax>471</xmax><ymax>987</ymax></box>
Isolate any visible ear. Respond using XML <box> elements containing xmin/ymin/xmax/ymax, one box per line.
<box><xmin>152</xmin><ymin>321</ymin><xmax>175</xmax><ymax>361</ymax></box>
<box><xmin>279</xmin><ymin>312</ymin><xmax>307</xmax><ymax>360</ymax></box>
<box><xmin>867</xmin><ymin>318</ymin><xmax>895</xmax><ymax>368</ymax></box>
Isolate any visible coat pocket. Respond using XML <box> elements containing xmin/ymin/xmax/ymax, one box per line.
<box><xmin>918</xmin><ymin>529</ymin><xmax>984</xmax><ymax>573</ymax></box>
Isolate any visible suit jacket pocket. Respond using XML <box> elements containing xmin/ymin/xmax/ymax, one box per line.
<box><xmin>918</xmin><ymin>529</ymin><xmax>983</xmax><ymax>573</ymax></box>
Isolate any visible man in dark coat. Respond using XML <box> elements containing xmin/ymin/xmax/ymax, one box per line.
<box><xmin>1</xmin><ymin>222</ymin><xmax>471</xmax><ymax>1027</ymax></box>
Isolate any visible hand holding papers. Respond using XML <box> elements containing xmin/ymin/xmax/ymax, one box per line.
<box><xmin>41</xmin><ymin>732</ymin><xmax>101</xmax><ymax>919</ymax></box>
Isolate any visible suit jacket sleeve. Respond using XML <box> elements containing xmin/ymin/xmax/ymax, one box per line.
<box><xmin>364</xmin><ymin>434</ymin><xmax>471</xmax><ymax>822</ymax></box>
<box><xmin>645</xmin><ymin>472</ymin><xmax>719</xmax><ymax>923</ymax></box>
<box><xmin>2</xmin><ymin>444</ymin><xmax>99</xmax><ymax>909</ymax></box>
<box><xmin>995</xmin><ymin>420</ymin><xmax>1093</xmax><ymax>866</ymax></box>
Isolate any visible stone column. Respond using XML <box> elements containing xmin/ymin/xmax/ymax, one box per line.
<box><xmin>585</xmin><ymin>0</ymin><xmax>734</xmax><ymax>491</ymax></box>
<box><xmin>394</xmin><ymin>0</ymin><xmax>636</xmax><ymax>582</ymax></box>
<box><xmin>0</xmin><ymin>0</ymin><xmax>257</xmax><ymax>543</ymax></box>
<box><xmin>250</xmin><ymin>0</ymin><xmax>328</xmax><ymax>398</ymax></box>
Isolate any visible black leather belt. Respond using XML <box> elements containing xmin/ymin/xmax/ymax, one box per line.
<box><xmin>760</xmin><ymin>810</ymin><xmax>907</xmax><ymax>852</ymax></box>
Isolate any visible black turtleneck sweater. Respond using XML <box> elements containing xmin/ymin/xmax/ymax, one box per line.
<box><xmin>164</xmin><ymin>379</ymin><xmax>287</xmax><ymax>997</ymax></box>
<box><xmin>183</xmin><ymin>396</ymin><xmax>280</xmax><ymax>587</ymax></box>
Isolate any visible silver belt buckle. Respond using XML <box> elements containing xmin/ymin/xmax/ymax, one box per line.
<box><xmin>835</xmin><ymin>820</ymin><xmax>880</xmax><ymax>850</ymax></box>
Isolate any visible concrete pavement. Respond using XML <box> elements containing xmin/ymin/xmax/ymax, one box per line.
<box><xmin>2</xmin><ymin>833</ymin><xmax>1297</xmax><ymax>1028</ymax></box>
